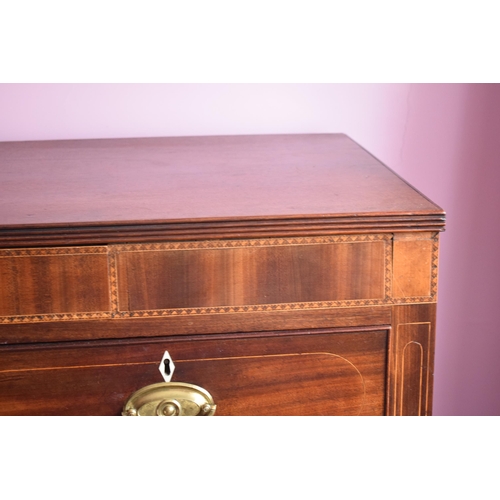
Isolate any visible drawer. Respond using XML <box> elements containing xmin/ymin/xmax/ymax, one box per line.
<box><xmin>1</xmin><ymin>234</ymin><xmax>437</xmax><ymax>327</ymax></box>
<box><xmin>0</xmin><ymin>327</ymin><xmax>388</xmax><ymax>416</ymax></box>
<box><xmin>0</xmin><ymin>247</ymin><xmax>111</xmax><ymax>317</ymax></box>
<box><xmin>114</xmin><ymin>237</ymin><xmax>389</xmax><ymax>312</ymax></box>
<box><xmin>0</xmin><ymin>235</ymin><xmax>393</xmax><ymax>325</ymax></box>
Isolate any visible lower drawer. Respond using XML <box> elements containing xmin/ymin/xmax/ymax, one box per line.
<box><xmin>0</xmin><ymin>328</ymin><xmax>388</xmax><ymax>416</ymax></box>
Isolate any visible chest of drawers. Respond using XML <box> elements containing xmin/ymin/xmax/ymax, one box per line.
<box><xmin>0</xmin><ymin>134</ymin><xmax>445</xmax><ymax>415</ymax></box>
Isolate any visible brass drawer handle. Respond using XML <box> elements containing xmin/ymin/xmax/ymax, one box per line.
<box><xmin>122</xmin><ymin>382</ymin><xmax>216</xmax><ymax>416</ymax></box>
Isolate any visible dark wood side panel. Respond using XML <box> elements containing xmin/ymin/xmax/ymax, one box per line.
<box><xmin>387</xmin><ymin>303</ymin><xmax>437</xmax><ymax>416</ymax></box>
<box><xmin>116</xmin><ymin>241</ymin><xmax>386</xmax><ymax>311</ymax></box>
<box><xmin>393</xmin><ymin>233</ymin><xmax>434</xmax><ymax>299</ymax></box>
<box><xmin>0</xmin><ymin>250</ymin><xmax>110</xmax><ymax>316</ymax></box>
<box><xmin>0</xmin><ymin>328</ymin><xmax>388</xmax><ymax>416</ymax></box>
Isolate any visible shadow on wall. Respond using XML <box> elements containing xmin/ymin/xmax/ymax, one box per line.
<box><xmin>402</xmin><ymin>83</ymin><xmax>500</xmax><ymax>416</ymax></box>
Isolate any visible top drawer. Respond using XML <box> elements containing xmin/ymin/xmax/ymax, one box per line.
<box><xmin>0</xmin><ymin>233</ymin><xmax>437</xmax><ymax>326</ymax></box>
<box><xmin>115</xmin><ymin>235</ymin><xmax>388</xmax><ymax>312</ymax></box>
<box><xmin>0</xmin><ymin>247</ymin><xmax>111</xmax><ymax>318</ymax></box>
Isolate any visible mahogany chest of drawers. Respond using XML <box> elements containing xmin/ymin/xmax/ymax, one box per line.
<box><xmin>0</xmin><ymin>134</ymin><xmax>445</xmax><ymax>415</ymax></box>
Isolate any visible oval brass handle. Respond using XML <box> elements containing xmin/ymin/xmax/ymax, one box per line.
<box><xmin>122</xmin><ymin>382</ymin><xmax>216</xmax><ymax>416</ymax></box>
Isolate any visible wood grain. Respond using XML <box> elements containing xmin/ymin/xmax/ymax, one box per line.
<box><xmin>393</xmin><ymin>233</ymin><xmax>433</xmax><ymax>298</ymax></box>
<box><xmin>0</xmin><ymin>328</ymin><xmax>388</xmax><ymax>416</ymax></box>
<box><xmin>387</xmin><ymin>304</ymin><xmax>437</xmax><ymax>416</ymax></box>
<box><xmin>0</xmin><ymin>134</ymin><xmax>445</xmax><ymax>247</ymax></box>
<box><xmin>0</xmin><ymin>307</ymin><xmax>392</xmax><ymax>344</ymax></box>
<box><xmin>0</xmin><ymin>250</ymin><xmax>110</xmax><ymax>316</ymax></box>
<box><xmin>116</xmin><ymin>240</ymin><xmax>386</xmax><ymax>311</ymax></box>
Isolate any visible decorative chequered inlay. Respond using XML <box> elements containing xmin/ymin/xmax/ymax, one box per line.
<box><xmin>0</xmin><ymin>234</ymin><xmax>439</xmax><ymax>324</ymax></box>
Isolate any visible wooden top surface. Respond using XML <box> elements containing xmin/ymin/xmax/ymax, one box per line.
<box><xmin>0</xmin><ymin>134</ymin><xmax>444</xmax><ymax>246</ymax></box>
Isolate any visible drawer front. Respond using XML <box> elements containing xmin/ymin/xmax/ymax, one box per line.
<box><xmin>0</xmin><ymin>328</ymin><xmax>388</xmax><ymax>416</ymax></box>
<box><xmin>114</xmin><ymin>235</ymin><xmax>390</xmax><ymax>313</ymax></box>
<box><xmin>0</xmin><ymin>247</ymin><xmax>111</xmax><ymax>317</ymax></box>
<box><xmin>0</xmin><ymin>235</ymin><xmax>394</xmax><ymax>325</ymax></box>
<box><xmin>2</xmin><ymin>233</ymin><xmax>439</xmax><ymax>327</ymax></box>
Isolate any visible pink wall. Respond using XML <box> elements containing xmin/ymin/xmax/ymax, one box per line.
<box><xmin>399</xmin><ymin>85</ymin><xmax>500</xmax><ymax>416</ymax></box>
<box><xmin>1</xmin><ymin>83</ymin><xmax>499</xmax><ymax>415</ymax></box>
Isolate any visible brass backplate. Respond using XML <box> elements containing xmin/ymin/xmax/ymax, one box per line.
<box><xmin>122</xmin><ymin>382</ymin><xmax>216</xmax><ymax>416</ymax></box>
